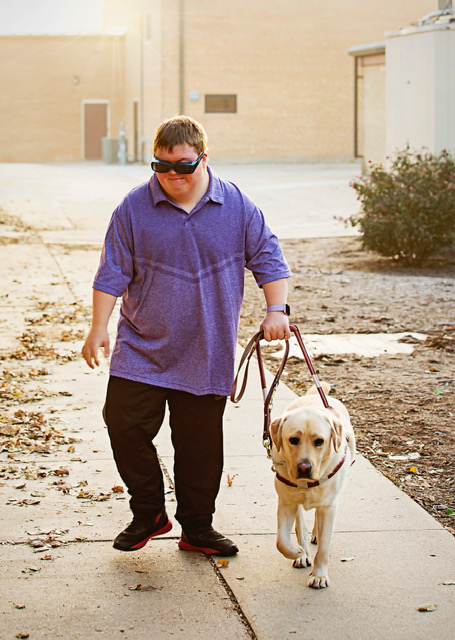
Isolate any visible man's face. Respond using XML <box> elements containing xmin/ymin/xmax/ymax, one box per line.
<box><xmin>153</xmin><ymin>143</ymin><xmax>207</xmax><ymax>204</ymax></box>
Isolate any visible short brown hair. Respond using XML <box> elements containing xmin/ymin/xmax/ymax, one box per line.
<box><xmin>153</xmin><ymin>115</ymin><xmax>207</xmax><ymax>155</ymax></box>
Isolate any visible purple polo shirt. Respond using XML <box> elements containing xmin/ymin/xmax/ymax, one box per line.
<box><xmin>93</xmin><ymin>166</ymin><xmax>291</xmax><ymax>396</ymax></box>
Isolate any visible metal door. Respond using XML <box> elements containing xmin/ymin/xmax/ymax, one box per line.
<box><xmin>84</xmin><ymin>102</ymin><xmax>108</xmax><ymax>160</ymax></box>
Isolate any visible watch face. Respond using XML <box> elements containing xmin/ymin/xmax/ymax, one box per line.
<box><xmin>285</xmin><ymin>304</ymin><xmax>291</xmax><ymax>316</ymax></box>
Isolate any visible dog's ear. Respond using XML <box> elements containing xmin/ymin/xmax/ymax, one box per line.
<box><xmin>329</xmin><ymin>416</ymin><xmax>343</xmax><ymax>452</ymax></box>
<box><xmin>270</xmin><ymin>416</ymin><xmax>286</xmax><ymax>452</ymax></box>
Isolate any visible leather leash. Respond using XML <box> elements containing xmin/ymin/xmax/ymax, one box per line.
<box><xmin>231</xmin><ymin>324</ymin><xmax>332</xmax><ymax>458</ymax></box>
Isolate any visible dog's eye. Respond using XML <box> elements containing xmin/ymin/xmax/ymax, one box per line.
<box><xmin>314</xmin><ymin>438</ymin><xmax>324</xmax><ymax>447</ymax></box>
<box><xmin>289</xmin><ymin>437</ymin><xmax>300</xmax><ymax>446</ymax></box>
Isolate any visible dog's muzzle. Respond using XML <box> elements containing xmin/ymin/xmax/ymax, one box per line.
<box><xmin>297</xmin><ymin>459</ymin><xmax>312</xmax><ymax>478</ymax></box>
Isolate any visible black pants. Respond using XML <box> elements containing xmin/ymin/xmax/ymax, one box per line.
<box><xmin>103</xmin><ymin>376</ymin><xmax>227</xmax><ymax>532</ymax></box>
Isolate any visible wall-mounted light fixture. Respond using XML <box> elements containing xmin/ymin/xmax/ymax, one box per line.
<box><xmin>72</xmin><ymin>75</ymin><xmax>80</xmax><ymax>85</ymax></box>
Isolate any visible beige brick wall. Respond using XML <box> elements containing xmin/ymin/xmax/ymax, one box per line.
<box><xmin>175</xmin><ymin>0</ymin><xmax>435</xmax><ymax>160</ymax></box>
<box><xmin>0</xmin><ymin>35</ymin><xmax>125</xmax><ymax>162</ymax></box>
<box><xmin>0</xmin><ymin>0</ymin><xmax>435</xmax><ymax>162</ymax></box>
<box><xmin>122</xmin><ymin>1</ymin><xmax>182</xmax><ymax>162</ymax></box>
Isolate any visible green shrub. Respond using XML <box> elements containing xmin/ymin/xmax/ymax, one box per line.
<box><xmin>347</xmin><ymin>148</ymin><xmax>455</xmax><ymax>266</ymax></box>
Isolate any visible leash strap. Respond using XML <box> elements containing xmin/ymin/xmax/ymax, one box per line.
<box><xmin>290</xmin><ymin>324</ymin><xmax>332</xmax><ymax>410</ymax></box>
<box><xmin>230</xmin><ymin>324</ymin><xmax>332</xmax><ymax>458</ymax></box>
<box><xmin>230</xmin><ymin>330</ymin><xmax>264</xmax><ymax>404</ymax></box>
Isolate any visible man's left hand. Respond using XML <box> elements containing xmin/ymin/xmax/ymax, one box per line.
<box><xmin>260</xmin><ymin>312</ymin><xmax>291</xmax><ymax>342</ymax></box>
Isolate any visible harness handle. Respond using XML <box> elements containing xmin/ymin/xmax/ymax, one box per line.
<box><xmin>230</xmin><ymin>324</ymin><xmax>332</xmax><ymax>457</ymax></box>
<box><xmin>289</xmin><ymin>324</ymin><xmax>331</xmax><ymax>410</ymax></box>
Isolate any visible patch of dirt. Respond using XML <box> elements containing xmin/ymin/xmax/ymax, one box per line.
<box><xmin>238</xmin><ymin>236</ymin><xmax>455</xmax><ymax>533</ymax></box>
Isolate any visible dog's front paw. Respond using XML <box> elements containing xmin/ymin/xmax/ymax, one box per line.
<box><xmin>308</xmin><ymin>574</ymin><xmax>329</xmax><ymax>589</ymax></box>
<box><xmin>277</xmin><ymin>539</ymin><xmax>306</xmax><ymax>561</ymax></box>
<box><xmin>293</xmin><ymin>555</ymin><xmax>311</xmax><ymax>569</ymax></box>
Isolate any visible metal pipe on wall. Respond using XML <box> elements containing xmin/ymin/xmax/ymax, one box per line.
<box><xmin>179</xmin><ymin>0</ymin><xmax>185</xmax><ymax>115</ymax></box>
<box><xmin>140</xmin><ymin>12</ymin><xmax>145</xmax><ymax>163</ymax></box>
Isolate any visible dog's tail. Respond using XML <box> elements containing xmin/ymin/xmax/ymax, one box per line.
<box><xmin>306</xmin><ymin>381</ymin><xmax>331</xmax><ymax>396</ymax></box>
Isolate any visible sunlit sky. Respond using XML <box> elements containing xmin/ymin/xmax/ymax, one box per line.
<box><xmin>0</xmin><ymin>0</ymin><xmax>104</xmax><ymax>35</ymax></box>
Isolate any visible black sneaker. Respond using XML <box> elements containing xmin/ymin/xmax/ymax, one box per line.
<box><xmin>178</xmin><ymin>526</ymin><xmax>239</xmax><ymax>556</ymax></box>
<box><xmin>113</xmin><ymin>511</ymin><xmax>172</xmax><ymax>551</ymax></box>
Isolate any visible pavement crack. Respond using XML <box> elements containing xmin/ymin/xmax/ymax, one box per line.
<box><xmin>157</xmin><ymin>454</ymin><xmax>256</xmax><ymax>638</ymax></box>
<box><xmin>40</xmin><ymin>237</ymin><xmax>80</xmax><ymax>301</ymax></box>
<box><xmin>157</xmin><ymin>452</ymin><xmax>175</xmax><ymax>491</ymax></box>
<box><xmin>209</xmin><ymin>556</ymin><xmax>258</xmax><ymax>640</ymax></box>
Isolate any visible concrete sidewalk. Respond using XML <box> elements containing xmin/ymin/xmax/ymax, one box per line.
<box><xmin>1</xmin><ymin>163</ymin><xmax>454</xmax><ymax>639</ymax></box>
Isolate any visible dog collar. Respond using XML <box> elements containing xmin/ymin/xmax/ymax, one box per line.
<box><xmin>273</xmin><ymin>441</ymin><xmax>350</xmax><ymax>489</ymax></box>
<box><xmin>275</xmin><ymin>471</ymin><xmax>299</xmax><ymax>488</ymax></box>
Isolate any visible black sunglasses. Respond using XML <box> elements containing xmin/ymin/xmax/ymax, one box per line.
<box><xmin>151</xmin><ymin>151</ymin><xmax>205</xmax><ymax>175</ymax></box>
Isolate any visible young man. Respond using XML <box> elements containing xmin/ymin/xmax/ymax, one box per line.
<box><xmin>82</xmin><ymin>116</ymin><xmax>291</xmax><ymax>556</ymax></box>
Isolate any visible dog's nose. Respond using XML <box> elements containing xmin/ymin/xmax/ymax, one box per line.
<box><xmin>297</xmin><ymin>459</ymin><xmax>312</xmax><ymax>478</ymax></box>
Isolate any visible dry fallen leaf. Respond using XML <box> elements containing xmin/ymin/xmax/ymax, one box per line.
<box><xmin>54</xmin><ymin>468</ymin><xmax>69</xmax><ymax>477</ymax></box>
<box><xmin>28</xmin><ymin>539</ymin><xmax>49</xmax><ymax>549</ymax></box>
<box><xmin>112</xmin><ymin>485</ymin><xmax>124</xmax><ymax>493</ymax></box>
<box><xmin>15</xmin><ymin>633</ymin><xmax>29</xmax><ymax>639</ymax></box>
<box><xmin>217</xmin><ymin>559</ymin><xmax>230</xmax><ymax>567</ymax></box>
<box><xmin>128</xmin><ymin>583</ymin><xmax>160</xmax><ymax>591</ymax></box>
<box><xmin>22</xmin><ymin>566</ymin><xmax>40</xmax><ymax>573</ymax></box>
<box><xmin>227</xmin><ymin>474</ymin><xmax>237</xmax><ymax>487</ymax></box>
<box><xmin>417</xmin><ymin>603</ymin><xmax>438</xmax><ymax>612</ymax></box>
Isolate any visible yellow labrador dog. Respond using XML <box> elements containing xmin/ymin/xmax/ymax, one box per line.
<box><xmin>270</xmin><ymin>383</ymin><xmax>355</xmax><ymax>589</ymax></box>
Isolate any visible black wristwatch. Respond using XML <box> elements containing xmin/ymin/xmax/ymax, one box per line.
<box><xmin>266</xmin><ymin>304</ymin><xmax>290</xmax><ymax>316</ymax></box>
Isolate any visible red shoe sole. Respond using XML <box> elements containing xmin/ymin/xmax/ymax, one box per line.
<box><xmin>128</xmin><ymin>520</ymin><xmax>173</xmax><ymax>550</ymax></box>
<box><xmin>178</xmin><ymin>539</ymin><xmax>221</xmax><ymax>555</ymax></box>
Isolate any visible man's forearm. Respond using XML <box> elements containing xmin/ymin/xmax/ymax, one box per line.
<box><xmin>92</xmin><ymin>289</ymin><xmax>117</xmax><ymax>328</ymax></box>
<box><xmin>262</xmin><ymin>278</ymin><xmax>289</xmax><ymax>307</ymax></box>
<box><xmin>82</xmin><ymin>290</ymin><xmax>118</xmax><ymax>369</ymax></box>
